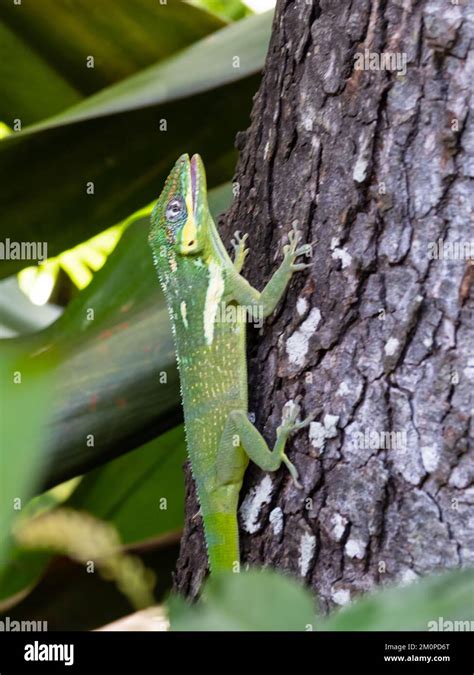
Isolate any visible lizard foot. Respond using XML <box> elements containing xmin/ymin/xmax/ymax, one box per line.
<box><xmin>276</xmin><ymin>397</ymin><xmax>317</xmax><ymax>489</ymax></box>
<box><xmin>283</xmin><ymin>223</ymin><xmax>313</xmax><ymax>270</ymax></box>
<box><xmin>231</xmin><ymin>230</ymin><xmax>249</xmax><ymax>270</ymax></box>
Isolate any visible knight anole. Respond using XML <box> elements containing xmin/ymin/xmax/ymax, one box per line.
<box><xmin>149</xmin><ymin>154</ymin><xmax>313</xmax><ymax>573</ymax></box>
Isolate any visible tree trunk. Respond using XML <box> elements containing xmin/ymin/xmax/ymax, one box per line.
<box><xmin>174</xmin><ymin>0</ymin><xmax>473</xmax><ymax>607</ymax></box>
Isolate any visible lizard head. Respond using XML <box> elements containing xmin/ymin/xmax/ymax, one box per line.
<box><xmin>149</xmin><ymin>153</ymin><xmax>209</xmax><ymax>261</ymax></box>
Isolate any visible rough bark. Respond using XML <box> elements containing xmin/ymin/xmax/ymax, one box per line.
<box><xmin>174</xmin><ymin>0</ymin><xmax>474</xmax><ymax>608</ymax></box>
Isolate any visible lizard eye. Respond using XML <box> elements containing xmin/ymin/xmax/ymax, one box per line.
<box><xmin>166</xmin><ymin>196</ymin><xmax>186</xmax><ymax>222</ymax></box>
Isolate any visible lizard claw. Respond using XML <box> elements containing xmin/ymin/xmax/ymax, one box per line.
<box><xmin>231</xmin><ymin>231</ymin><xmax>241</xmax><ymax>247</ymax></box>
<box><xmin>277</xmin><ymin>399</ymin><xmax>316</xmax><ymax>489</ymax></box>
<box><xmin>278</xmin><ymin>398</ymin><xmax>316</xmax><ymax>434</ymax></box>
<box><xmin>280</xmin><ymin>398</ymin><xmax>302</xmax><ymax>428</ymax></box>
<box><xmin>283</xmin><ymin>224</ymin><xmax>313</xmax><ymax>268</ymax></box>
<box><xmin>282</xmin><ymin>453</ymin><xmax>303</xmax><ymax>489</ymax></box>
<box><xmin>293</xmin><ymin>409</ymin><xmax>317</xmax><ymax>431</ymax></box>
<box><xmin>232</xmin><ymin>231</ymin><xmax>249</xmax><ymax>271</ymax></box>
<box><xmin>291</xmin><ymin>262</ymin><xmax>312</xmax><ymax>271</ymax></box>
<box><xmin>232</xmin><ymin>230</ymin><xmax>249</xmax><ymax>248</ymax></box>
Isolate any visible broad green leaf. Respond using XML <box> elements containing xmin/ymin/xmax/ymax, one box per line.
<box><xmin>40</xmin><ymin>216</ymin><xmax>181</xmax><ymax>487</ymax></box>
<box><xmin>0</xmin><ymin>0</ymin><xmax>225</xmax><ymax>124</ymax></box>
<box><xmin>0</xmin><ymin>12</ymin><xmax>271</xmax><ymax>277</ymax></box>
<box><xmin>0</xmin><ymin>348</ymin><xmax>57</xmax><ymax>567</ymax></box>
<box><xmin>0</xmin><ymin>549</ymin><xmax>51</xmax><ymax>609</ymax></box>
<box><xmin>190</xmin><ymin>0</ymin><xmax>251</xmax><ymax>20</ymax></box>
<box><xmin>66</xmin><ymin>427</ymin><xmax>186</xmax><ymax>545</ymax></box>
<box><xmin>2</xmin><ymin>183</ymin><xmax>232</xmax><ymax>488</ymax></box>
<box><xmin>169</xmin><ymin>570</ymin><xmax>316</xmax><ymax>631</ymax></box>
<box><xmin>14</xmin><ymin>508</ymin><xmax>156</xmax><ymax>611</ymax></box>
<box><xmin>323</xmin><ymin>568</ymin><xmax>474</xmax><ymax>631</ymax></box>
<box><xmin>0</xmin><ymin>277</ymin><xmax>62</xmax><ymax>338</ymax></box>
<box><xmin>169</xmin><ymin>567</ymin><xmax>474</xmax><ymax>632</ymax></box>
<box><xmin>22</xmin><ymin>12</ymin><xmax>270</xmax><ymax>132</ymax></box>
<box><xmin>0</xmin><ymin>21</ymin><xmax>80</xmax><ymax>126</ymax></box>
<box><xmin>0</xmin><ymin>480</ymin><xmax>78</xmax><ymax>606</ymax></box>
<box><xmin>0</xmin><ymin>429</ymin><xmax>184</xmax><ymax>607</ymax></box>
<box><xmin>18</xmin><ymin>224</ymin><xmax>123</xmax><ymax>309</ymax></box>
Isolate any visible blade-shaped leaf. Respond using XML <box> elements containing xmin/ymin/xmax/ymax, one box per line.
<box><xmin>0</xmin><ymin>480</ymin><xmax>77</xmax><ymax>606</ymax></box>
<box><xmin>23</xmin><ymin>11</ymin><xmax>272</xmax><ymax>132</ymax></box>
<box><xmin>169</xmin><ymin>570</ymin><xmax>316</xmax><ymax>631</ymax></box>
<box><xmin>2</xmin><ymin>184</ymin><xmax>232</xmax><ymax>488</ymax></box>
<box><xmin>66</xmin><ymin>426</ymin><xmax>186</xmax><ymax>546</ymax></box>
<box><xmin>169</xmin><ymin>567</ymin><xmax>474</xmax><ymax>632</ymax></box>
<box><xmin>41</xmin><ymin>216</ymin><xmax>181</xmax><ymax>487</ymax></box>
<box><xmin>0</xmin><ymin>348</ymin><xmax>57</xmax><ymax>566</ymax></box>
<box><xmin>0</xmin><ymin>12</ymin><xmax>271</xmax><ymax>277</ymax></box>
<box><xmin>0</xmin><ymin>20</ymin><xmax>80</xmax><ymax>125</ymax></box>
<box><xmin>190</xmin><ymin>0</ymin><xmax>251</xmax><ymax>21</ymax></box>
<box><xmin>0</xmin><ymin>549</ymin><xmax>51</xmax><ymax>609</ymax></box>
<box><xmin>0</xmin><ymin>0</ymin><xmax>225</xmax><ymax>124</ymax></box>
<box><xmin>0</xmin><ymin>277</ymin><xmax>62</xmax><ymax>338</ymax></box>
<box><xmin>322</xmin><ymin>569</ymin><xmax>474</xmax><ymax>631</ymax></box>
<box><xmin>0</xmin><ymin>428</ymin><xmax>185</xmax><ymax>607</ymax></box>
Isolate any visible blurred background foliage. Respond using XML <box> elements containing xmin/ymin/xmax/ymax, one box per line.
<box><xmin>1</xmin><ymin>0</ymin><xmax>471</xmax><ymax>632</ymax></box>
<box><xmin>170</xmin><ymin>568</ymin><xmax>474</xmax><ymax>632</ymax></box>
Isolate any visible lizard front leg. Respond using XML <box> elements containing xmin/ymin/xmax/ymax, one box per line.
<box><xmin>231</xmin><ymin>230</ymin><xmax>249</xmax><ymax>273</ymax></box>
<box><xmin>224</xmin><ymin>223</ymin><xmax>312</xmax><ymax>320</ymax></box>
<box><xmin>216</xmin><ymin>399</ymin><xmax>315</xmax><ymax>489</ymax></box>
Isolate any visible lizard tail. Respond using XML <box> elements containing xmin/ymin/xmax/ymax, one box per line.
<box><xmin>202</xmin><ymin>511</ymin><xmax>240</xmax><ymax>573</ymax></box>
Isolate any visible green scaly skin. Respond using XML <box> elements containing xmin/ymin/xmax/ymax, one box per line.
<box><xmin>149</xmin><ymin>154</ymin><xmax>313</xmax><ymax>573</ymax></box>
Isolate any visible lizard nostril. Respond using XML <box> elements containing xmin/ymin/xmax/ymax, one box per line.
<box><xmin>188</xmin><ymin>240</ymin><xmax>195</xmax><ymax>246</ymax></box>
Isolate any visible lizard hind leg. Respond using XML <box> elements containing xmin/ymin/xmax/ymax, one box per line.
<box><xmin>216</xmin><ymin>402</ymin><xmax>314</xmax><ymax>491</ymax></box>
<box><xmin>208</xmin><ymin>401</ymin><xmax>314</xmax><ymax>572</ymax></box>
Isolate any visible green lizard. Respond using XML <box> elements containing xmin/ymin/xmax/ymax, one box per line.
<box><xmin>148</xmin><ymin>153</ymin><xmax>313</xmax><ymax>573</ymax></box>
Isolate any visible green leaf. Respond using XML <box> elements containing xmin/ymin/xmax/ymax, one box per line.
<box><xmin>2</xmin><ymin>183</ymin><xmax>232</xmax><ymax>488</ymax></box>
<box><xmin>0</xmin><ymin>549</ymin><xmax>51</xmax><ymax>609</ymax></box>
<box><xmin>0</xmin><ymin>20</ymin><xmax>80</xmax><ymax>125</ymax></box>
<box><xmin>0</xmin><ymin>277</ymin><xmax>62</xmax><ymax>337</ymax></box>
<box><xmin>323</xmin><ymin>568</ymin><xmax>474</xmax><ymax>631</ymax></box>
<box><xmin>190</xmin><ymin>0</ymin><xmax>251</xmax><ymax>21</ymax></box>
<box><xmin>0</xmin><ymin>12</ymin><xmax>270</xmax><ymax>278</ymax></box>
<box><xmin>0</xmin><ymin>0</ymin><xmax>225</xmax><ymax>124</ymax></box>
<box><xmin>169</xmin><ymin>567</ymin><xmax>474</xmax><ymax>632</ymax></box>
<box><xmin>169</xmin><ymin>570</ymin><xmax>316</xmax><ymax>631</ymax></box>
<box><xmin>0</xmin><ymin>348</ymin><xmax>57</xmax><ymax>567</ymax></box>
<box><xmin>66</xmin><ymin>426</ymin><xmax>186</xmax><ymax>546</ymax></box>
<box><xmin>0</xmin><ymin>428</ymin><xmax>185</xmax><ymax>606</ymax></box>
<box><xmin>22</xmin><ymin>12</ymin><xmax>270</xmax><ymax>133</ymax></box>
<box><xmin>40</xmin><ymin>216</ymin><xmax>181</xmax><ymax>486</ymax></box>
<box><xmin>0</xmin><ymin>479</ymin><xmax>78</xmax><ymax>605</ymax></box>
